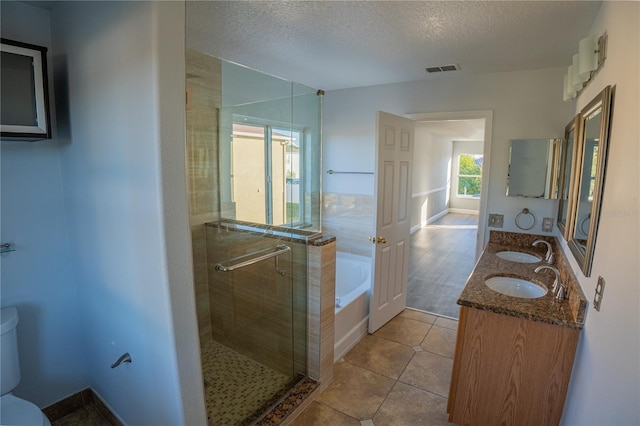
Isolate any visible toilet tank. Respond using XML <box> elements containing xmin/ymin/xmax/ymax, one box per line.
<box><xmin>1</xmin><ymin>306</ymin><xmax>21</xmax><ymax>395</ymax></box>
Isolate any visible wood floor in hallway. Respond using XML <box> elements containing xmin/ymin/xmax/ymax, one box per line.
<box><xmin>406</xmin><ymin>213</ymin><xmax>478</xmax><ymax>319</ymax></box>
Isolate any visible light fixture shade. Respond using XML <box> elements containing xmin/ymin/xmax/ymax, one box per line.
<box><xmin>572</xmin><ymin>53</ymin><xmax>588</xmax><ymax>85</ymax></box>
<box><xmin>563</xmin><ymin>74</ymin><xmax>576</xmax><ymax>101</ymax></box>
<box><xmin>567</xmin><ymin>64</ymin><xmax>582</xmax><ymax>93</ymax></box>
<box><xmin>579</xmin><ymin>35</ymin><xmax>598</xmax><ymax>79</ymax></box>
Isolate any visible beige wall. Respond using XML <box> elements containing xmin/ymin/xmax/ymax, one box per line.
<box><xmin>186</xmin><ymin>50</ymin><xmax>222</xmax><ymax>343</ymax></box>
<box><xmin>231</xmin><ymin>133</ymin><xmax>289</xmax><ymax>224</ymax></box>
<box><xmin>232</xmin><ymin>134</ymin><xmax>267</xmax><ymax>223</ymax></box>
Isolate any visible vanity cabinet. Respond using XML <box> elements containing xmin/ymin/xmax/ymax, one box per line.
<box><xmin>447</xmin><ymin>306</ymin><xmax>579</xmax><ymax>425</ymax></box>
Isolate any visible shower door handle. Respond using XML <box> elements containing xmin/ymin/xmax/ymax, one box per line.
<box><xmin>215</xmin><ymin>244</ymin><xmax>291</xmax><ymax>272</ymax></box>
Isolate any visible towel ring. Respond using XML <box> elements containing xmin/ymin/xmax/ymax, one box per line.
<box><xmin>515</xmin><ymin>208</ymin><xmax>536</xmax><ymax>230</ymax></box>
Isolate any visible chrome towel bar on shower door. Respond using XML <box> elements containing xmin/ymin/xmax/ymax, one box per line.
<box><xmin>326</xmin><ymin>169</ymin><xmax>374</xmax><ymax>175</ymax></box>
<box><xmin>214</xmin><ymin>244</ymin><xmax>291</xmax><ymax>273</ymax></box>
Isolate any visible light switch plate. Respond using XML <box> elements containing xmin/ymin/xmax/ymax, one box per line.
<box><xmin>542</xmin><ymin>217</ymin><xmax>554</xmax><ymax>232</ymax></box>
<box><xmin>488</xmin><ymin>214</ymin><xmax>504</xmax><ymax>228</ymax></box>
<box><xmin>594</xmin><ymin>276</ymin><xmax>606</xmax><ymax>311</ymax></box>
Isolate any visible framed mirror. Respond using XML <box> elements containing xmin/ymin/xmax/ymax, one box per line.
<box><xmin>557</xmin><ymin>116</ymin><xmax>581</xmax><ymax>236</ymax></box>
<box><xmin>506</xmin><ymin>138</ymin><xmax>562</xmax><ymax>198</ymax></box>
<box><xmin>567</xmin><ymin>85</ymin><xmax>613</xmax><ymax>277</ymax></box>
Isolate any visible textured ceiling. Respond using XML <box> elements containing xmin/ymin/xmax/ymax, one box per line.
<box><xmin>187</xmin><ymin>1</ymin><xmax>602</xmax><ymax>91</ymax></box>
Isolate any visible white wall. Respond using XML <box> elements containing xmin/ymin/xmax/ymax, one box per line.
<box><xmin>50</xmin><ymin>1</ymin><xmax>205</xmax><ymax>424</ymax></box>
<box><xmin>155</xmin><ymin>3</ymin><xmax>207</xmax><ymax>424</ymax></box>
<box><xmin>560</xmin><ymin>2</ymin><xmax>639</xmax><ymax>424</ymax></box>
<box><xmin>410</xmin><ymin>124</ymin><xmax>452</xmax><ymax>230</ymax></box>
<box><xmin>450</xmin><ymin>140</ymin><xmax>483</xmax><ymax>212</ymax></box>
<box><xmin>0</xmin><ymin>1</ymin><xmax>88</xmax><ymax>408</ymax></box>
<box><xmin>1</xmin><ymin>1</ymin><xmax>211</xmax><ymax>422</ymax></box>
<box><xmin>324</xmin><ymin>67</ymin><xmax>575</xmax><ymax>242</ymax></box>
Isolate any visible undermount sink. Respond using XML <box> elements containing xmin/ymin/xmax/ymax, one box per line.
<box><xmin>484</xmin><ymin>276</ymin><xmax>548</xmax><ymax>299</ymax></box>
<box><xmin>496</xmin><ymin>251</ymin><xmax>541</xmax><ymax>263</ymax></box>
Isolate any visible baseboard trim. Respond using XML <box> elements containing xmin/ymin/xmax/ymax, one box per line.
<box><xmin>42</xmin><ymin>388</ymin><xmax>92</xmax><ymax>422</ymax></box>
<box><xmin>448</xmin><ymin>208</ymin><xmax>479</xmax><ymax>215</ymax></box>
<box><xmin>42</xmin><ymin>388</ymin><xmax>122</xmax><ymax>425</ymax></box>
<box><xmin>334</xmin><ymin>317</ymin><xmax>368</xmax><ymax>362</ymax></box>
<box><xmin>428</xmin><ymin>209</ymin><xmax>450</xmax><ymax>224</ymax></box>
<box><xmin>411</xmin><ymin>208</ymin><xmax>450</xmax><ymax>234</ymax></box>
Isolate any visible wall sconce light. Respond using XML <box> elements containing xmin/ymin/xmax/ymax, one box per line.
<box><xmin>563</xmin><ymin>75</ymin><xmax>576</xmax><ymax>101</ymax></box>
<box><xmin>563</xmin><ymin>33</ymin><xmax>607</xmax><ymax>101</ymax></box>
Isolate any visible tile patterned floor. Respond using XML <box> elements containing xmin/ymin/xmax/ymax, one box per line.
<box><xmin>407</xmin><ymin>213</ymin><xmax>478</xmax><ymax>319</ymax></box>
<box><xmin>291</xmin><ymin>309</ymin><xmax>457</xmax><ymax>425</ymax></box>
<box><xmin>200</xmin><ymin>338</ymin><xmax>293</xmax><ymax>425</ymax></box>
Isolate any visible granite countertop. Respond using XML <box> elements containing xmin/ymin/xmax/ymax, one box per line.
<box><xmin>457</xmin><ymin>232</ymin><xmax>587</xmax><ymax>329</ymax></box>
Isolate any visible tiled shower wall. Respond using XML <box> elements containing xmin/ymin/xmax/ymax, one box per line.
<box><xmin>322</xmin><ymin>192</ymin><xmax>374</xmax><ymax>257</ymax></box>
<box><xmin>307</xmin><ymin>240</ymin><xmax>336</xmax><ymax>384</ymax></box>
<box><xmin>186</xmin><ymin>50</ymin><xmax>221</xmax><ymax>343</ymax></box>
<box><xmin>205</xmin><ymin>226</ymin><xmax>309</xmax><ymax>376</ymax></box>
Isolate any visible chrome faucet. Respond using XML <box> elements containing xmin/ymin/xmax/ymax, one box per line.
<box><xmin>534</xmin><ymin>265</ymin><xmax>567</xmax><ymax>300</ymax></box>
<box><xmin>532</xmin><ymin>239</ymin><xmax>554</xmax><ymax>264</ymax></box>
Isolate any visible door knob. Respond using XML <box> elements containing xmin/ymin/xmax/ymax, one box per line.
<box><xmin>369</xmin><ymin>236</ymin><xmax>388</xmax><ymax>244</ymax></box>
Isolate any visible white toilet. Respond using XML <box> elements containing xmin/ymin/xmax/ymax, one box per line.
<box><xmin>1</xmin><ymin>306</ymin><xmax>52</xmax><ymax>426</ymax></box>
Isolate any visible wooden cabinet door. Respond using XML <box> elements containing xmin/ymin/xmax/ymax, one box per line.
<box><xmin>448</xmin><ymin>307</ymin><xmax>579</xmax><ymax>425</ymax></box>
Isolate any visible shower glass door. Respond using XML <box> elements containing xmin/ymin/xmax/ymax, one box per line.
<box><xmin>204</xmin><ymin>234</ymin><xmax>297</xmax><ymax>424</ymax></box>
<box><xmin>197</xmin><ymin>58</ymin><xmax>321</xmax><ymax>425</ymax></box>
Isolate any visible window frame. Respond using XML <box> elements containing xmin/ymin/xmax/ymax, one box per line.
<box><xmin>455</xmin><ymin>153</ymin><xmax>483</xmax><ymax>199</ymax></box>
<box><xmin>231</xmin><ymin>115</ymin><xmax>306</xmax><ymax>227</ymax></box>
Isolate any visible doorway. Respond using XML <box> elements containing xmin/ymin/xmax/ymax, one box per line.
<box><xmin>404</xmin><ymin>113</ymin><xmax>491</xmax><ymax>319</ymax></box>
<box><xmin>407</xmin><ymin>213</ymin><xmax>478</xmax><ymax>318</ymax></box>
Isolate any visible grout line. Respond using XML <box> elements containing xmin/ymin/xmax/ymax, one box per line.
<box><xmin>369</xmin><ymin>378</ymin><xmax>401</xmax><ymax>422</ymax></box>
<box><xmin>310</xmin><ymin>309</ymin><xmax>456</xmax><ymax>424</ymax></box>
<box><xmin>312</xmin><ymin>400</ymin><xmax>361</xmax><ymax>423</ymax></box>
<box><xmin>399</xmin><ymin>381</ymin><xmax>451</xmax><ymax>401</ymax></box>
<box><xmin>340</xmin><ymin>346</ymin><xmax>417</xmax><ymax>382</ymax></box>
<box><xmin>395</xmin><ymin>347</ymin><xmax>418</xmax><ymax>380</ymax></box>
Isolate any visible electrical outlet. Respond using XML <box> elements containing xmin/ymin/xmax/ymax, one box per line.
<box><xmin>488</xmin><ymin>214</ymin><xmax>504</xmax><ymax>228</ymax></box>
<box><xmin>594</xmin><ymin>276</ymin><xmax>606</xmax><ymax>311</ymax></box>
<box><xmin>542</xmin><ymin>217</ymin><xmax>554</xmax><ymax>232</ymax></box>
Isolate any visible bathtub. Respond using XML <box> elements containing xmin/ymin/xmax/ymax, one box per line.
<box><xmin>334</xmin><ymin>252</ymin><xmax>372</xmax><ymax>361</ymax></box>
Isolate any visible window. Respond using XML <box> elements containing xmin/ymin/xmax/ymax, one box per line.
<box><xmin>456</xmin><ymin>153</ymin><xmax>483</xmax><ymax>198</ymax></box>
<box><xmin>230</xmin><ymin>121</ymin><xmax>303</xmax><ymax>226</ymax></box>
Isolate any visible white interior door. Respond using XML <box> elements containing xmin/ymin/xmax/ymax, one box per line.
<box><xmin>368</xmin><ymin>111</ymin><xmax>414</xmax><ymax>333</ymax></box>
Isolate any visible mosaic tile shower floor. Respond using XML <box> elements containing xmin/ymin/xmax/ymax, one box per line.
<box><xmin>201</xmin><ymin>339</ymin><xmax>293</xmax><ymax>425</ymax></box>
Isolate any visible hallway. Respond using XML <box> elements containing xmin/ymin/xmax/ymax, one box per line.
<box><xmin>406</xmin><ymin>213</ymin><xmax>477</xmax><ymax>319</ymax></box>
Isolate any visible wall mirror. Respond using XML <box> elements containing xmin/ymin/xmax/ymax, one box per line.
<box><xmin>567</xmin><ymin>85</ymin><xmax>613</xmax><ymax>277</ymax></box>
<box><xmin>557</xmin><ymin>116</ymin><xmax>581</xmax><ymax>236</ymax></box>
<box><xmin>507</xmin><ymin>138</ymin><xmax>562</xmax><ymax>198</ymax></box>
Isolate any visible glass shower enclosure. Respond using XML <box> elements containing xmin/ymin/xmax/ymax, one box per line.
<box><xmin>185</xmin><ymin>53</ymin><xmax>322</xmax><ymax>425</ymax></box>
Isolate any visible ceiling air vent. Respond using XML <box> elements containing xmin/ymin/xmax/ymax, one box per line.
<box><xmin>425</xmin><ymin>64</ymin><xmax>460</xmax><ymax>73</ymax></box>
